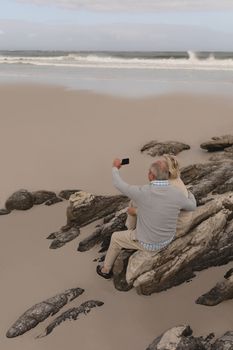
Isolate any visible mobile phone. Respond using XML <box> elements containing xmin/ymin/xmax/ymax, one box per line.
<box><xmin>121</xmin><ymin>158</ymin><xmax>130</xmax><ymax>165</ymax></box>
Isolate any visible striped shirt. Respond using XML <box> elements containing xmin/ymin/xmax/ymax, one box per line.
<box><xmin>139</xmin><ymin>235</ymin><xmax>175</xmax><ymax>251</ymax></box>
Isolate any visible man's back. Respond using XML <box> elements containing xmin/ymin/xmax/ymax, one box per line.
<box><xmin>135</xmin><ymin>183</ymin><xmax>194</xmax><ymax>243</ymax></box>
<box><xmin>112</xmin><ymin>167</ymin><xmax>196</xmax><ymax>244</ymax></box>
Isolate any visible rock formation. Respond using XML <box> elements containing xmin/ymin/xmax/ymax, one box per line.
<box><xmin>5</xmin><ymin>189</ymin><xmax>34</xmax><ymax>211</ymax></box>
<box><xmin>78</xmin><ymin>209</ymin><xmax>128</xmax><ymax>252</ymax></box>
<box><xmin>6</xmin><ymin>287</ymin><xmax>84</xmax><ymax>338</ymax></box>
<box><xmin>141</xmin><ymin>140</ymin><xmax>190</xmax><ymax>157</ymax></box>
<box><xmin>196</xmin><ymin>268</ymin><xmax>233</xmax><ymax>306</ymax></box>
<box><xmin>146</xmin><ymin>325</ymin><xmax>233</xmax><ymax>350</ymax></box>
<box><xmin>200</xmin><ymin>135</ymin><xmax>233</xmax><ymax>152</ymax></box>
<box><xmin>66</xmin><ymin>191</ymin><xmax>129</xmax><ymax>228</ymax></box>
<box><xmin>47</xmin><ymin>225</ymin><xmax>80</xmax><ymax>249</ymax></box>
<box><xmin>146</xmin><ymin>325</ymin><xmax>207</xmax><ymax>350</ymax></box>
<box><xmin>37</xmin><ymin>300</ymin><xmax>104</xmax><ymax>337</ymax></box>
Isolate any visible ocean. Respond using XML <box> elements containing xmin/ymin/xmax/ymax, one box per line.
<box><xmin>0</xmin><ymin>50</ymin><xmax>233</xmax><ymax>96</ymax></box>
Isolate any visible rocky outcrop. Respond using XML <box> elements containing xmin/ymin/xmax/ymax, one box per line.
<box><xmin>181</xmin><ymin>158</ymin><xmax>233</xmax><ymax>204</ymax></box>
<box><xmin>47</xmin><ymin>225</ymin><xmax>80</xmax><ymax>249</ymax></box>
<box><xmin>5</xmin><ymin>189</ymin><xmax>34</xmax><ymax>211</ymax></box>
<box><xmin>44</xmin><ymin>194</ymin><xmax>128</xmax><ymax>250</ymax></box>
<box><xmin>6</xmin><ymin>287</ymin><xmax>84</xmax><ymax>338</ymax></box>
<box><xmin>2</xmin><ymin>188</ymin><xmax>75</xmax><ymax>214</ymax></box>
<box><xmin>38</xmin><ymin>300</ymin><xmax>104</xmax><ymax>337</ymax></box>
<box><xmin>126</xmin><ymin>194</ymin><xmax>232</xmax><ymax>286</ymax></box>
<box><xmin>196</xmin><ymin>268</ymin><xmax>233</xmax><ymax>306</ymax></box>
<box><xmin>78</xmin><ymin>209</ymin><xmax>128</xmax><ymax>252</ymax></box>
<box><xmin>141</xmin><ymin>140</ymin><xmax>190</xmax><ymax>157</ymax></box>
<box><xmin>146</xmin><ymin>325</ymin><xmax>208</xmax><ymax>350</ymax></box>
<box><xmin>32</xmin><ymin>190</ymin><xmax>57</xmax><ymax>205</ymax></box>
<box><xmin>66</xmin><ymin>191</ymin><xmax>129</xmax><ymax>228</ymax></box>
<box><xmin>131</xmin><ymin>207</ymin><xmax>232</xmax><ymax>295</ymax></box>
<box><xmin>146</xmin><ymin>325</ymin><xmax>233</xmax><ymax>350</ymax></box>
<box><xmin>200</xmin><ymin>135</ymin><xmax>233</xmax><ymax>152</ymax></box>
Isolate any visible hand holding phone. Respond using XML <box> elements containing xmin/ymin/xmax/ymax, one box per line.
<box><xmin>121</xmin><ymin>158</ymin><xmax>130</xmax><ymax>165</ymax></box>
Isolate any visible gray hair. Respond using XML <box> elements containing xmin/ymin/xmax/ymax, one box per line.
<box><xmin>149</xmin><ymin>159</ymin><xmax>169</xmax><ymax>180</ymax></box>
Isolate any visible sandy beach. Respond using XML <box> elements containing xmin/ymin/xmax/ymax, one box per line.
<box><xmin>1</xmin><ymin>84</ymin><xmax>233</xmax><ymax>350</ymax></box>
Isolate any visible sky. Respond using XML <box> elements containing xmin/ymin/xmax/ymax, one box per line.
<box><xmin>0</xmin><ymin>0</ymin><xmax>233</xmax><ymax>51</ymax></box>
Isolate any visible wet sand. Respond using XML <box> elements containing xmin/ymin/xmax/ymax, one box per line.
<box><xmin>1</xmin><ymin>84</ymin><xmax>233</xmax><ymax>350</ymax></box>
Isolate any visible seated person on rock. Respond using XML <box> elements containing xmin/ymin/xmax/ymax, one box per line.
<box><xmin>96</xmin><ymin>158</ymin><xmax>196</xmax><ymax>279</ymax></box>
<box><xmin>126</xmin><ymin>154</ymin><xmax>192</xmax><ymax>236</ymax></box>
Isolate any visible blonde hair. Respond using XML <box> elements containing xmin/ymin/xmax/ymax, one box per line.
<box><xmin>162</xmin><ymin>154</ymin><xmax>180</xmax><ymax>179</ymax></box>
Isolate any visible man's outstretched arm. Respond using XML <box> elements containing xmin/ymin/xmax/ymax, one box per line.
<box><xmin>112</xmin><ymin>158</ymin><xmax>142</xmax><ymax>202</ymax></box>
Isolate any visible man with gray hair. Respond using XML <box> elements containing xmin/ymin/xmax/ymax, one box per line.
<box><xmin>97</xmin><ymin>158</ymin><xmax>196</xmax><ymax>279</ymax></box>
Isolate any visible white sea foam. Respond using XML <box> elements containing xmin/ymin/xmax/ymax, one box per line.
<box><xmin>0</xmin><ymin>51</ymin><xmax>233</xmax><ymax>71</ymax></box>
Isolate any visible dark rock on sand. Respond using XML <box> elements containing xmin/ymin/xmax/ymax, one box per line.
<box><xmin>58</xmin><ymin>189</ymin><xmax>81</xmax><ymax>200</ymax></box>
<box><xmin>37</xmin><ymin>300</ymin><xmax>104</xmax><ymax>338</ymax></box>
<box><xmin>200</xmin><ymin>135</ymin><xmax>233</xmax><ymax>152</ymax></box>
<box><xmin>66</xmin><ymin>191</ymin><xmax>129</xmax><ymax>228</ymax></box>
<box><xmin>113</xmin><ymin>250</ymin><xmax>134</xmax><ymax>291</ymax></box>
<box><xmin>0</xmin><ymin>208</ymin><xmax>11</xmax><ymax>215</ymax></box>
<box><xmin>141</xmin><ymin>140</ymin><xmax>190</xmax><ymax>157</ymax></box>
<box><xmin>5</xmin><ymin>189</ymin><xmax>34</xmax><ymax>211</ymax></box>
<box><xmin>78</xmin><ymin>209</ymin><xmax>128</xmax><ymax>252</ymax></box>
<box><xmin>44</xmin><ymin>196</ymin><xmax>63</xmax><ymax>206</ymax></box>
<box><xmin>211</xmin><ymin>331</ymin><xmax>233</xmax><ymax>350</ymax></box>
<box><xmin>6</xmin><ymin>287</ymin><xmax>84</xmax><ymax>338</ymax></box>
<box><xmin>196</xmin><ymin>268</ymin><xmax>233</xmax><ymax>306</ymax></box>
<box><xmin>32</xmin><ymin>190</ymin><xmax>57</xmax><ymax>205</ymax></box>
<box><xmin>181</xmin><ymin>157</ymin><xmax>233</xmax><ymax>203</ymax></box>
<box><xmin>47</xmin><ymin>226</ymin><xmax>80</xmax><ymax>249</ymax></box>
<box><xmin>146</xmin><ymin>325</ymin><xmax>206</xmax><ymax>350</ymax></box>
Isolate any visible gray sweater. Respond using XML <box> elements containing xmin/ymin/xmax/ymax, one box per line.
<box><xmin>112</xmin><ymin>167</ymin><xmax>196</xmax><ymax>244</ymax></box>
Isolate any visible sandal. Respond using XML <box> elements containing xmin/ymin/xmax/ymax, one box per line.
<box><xmin>96</xmin><ymin>265</ymin><xmax>112</xmax><ymax>279</ymax></box>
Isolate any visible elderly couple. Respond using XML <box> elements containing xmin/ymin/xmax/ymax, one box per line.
<box><xmin>97</xmin><ymin>155</ymin><xmax>196</xmax><ymax>279</ymax></box>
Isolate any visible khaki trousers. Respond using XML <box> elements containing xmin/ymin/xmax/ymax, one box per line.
<box><xmin>104</xmin><ymin>230</ymin><xmax>145</xmax><ymax>270</ymax></box>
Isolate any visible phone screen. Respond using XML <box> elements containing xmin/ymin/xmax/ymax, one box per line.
<box><xmin>121</xmin><ymin>158</ymin><xmax>130</xmax><ymax>165</ymax></box>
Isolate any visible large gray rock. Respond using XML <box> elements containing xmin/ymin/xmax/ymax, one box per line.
<box><xmin>66</xmin><ymin>191</ymin><xmax>128</xmax><ymax>227</ymax></box>
<box><xmin>200</xmin><ymin>135</ymin><xmax>233</xmax><ymax>152</ymax></box>
<box><xmin>141</xmin><ymin>140</ymin><xmax>190</xmax><ymax>157</ymax></box>
<box><xmin>6</xmin><ymin>287</ymin><xmax>84</xmax><ymax>338</ymax></box>
<box><xmin>5</xmin><ymin>189</ymin><xmax>34</xmax><ymax>211</ymax></box>
<box><xmin>146</xmin><ymin>325</ymin><xmax>206</xmax><ymax>350</ymax></box>
<box><xmin>126</xmin><ymin>195</ymin><xmax>229</xmax><ymax>284</ymax></box>
<box><xmin>131</xmin><ymin>207</ymin><xmax>232</xmax><ymax>295</ymax></box>
<box><xmin>181</xmin><ymin>158</ymin><xmax>233</xmax><ymax>203</ymax></box>
<box><xmin>196</xmin><ymin>268</ymin><xmax>233</xmax><ymax>306</ymax></box>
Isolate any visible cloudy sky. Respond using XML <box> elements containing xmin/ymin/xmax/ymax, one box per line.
<box><xmin>0</xmin><ymin>0</ymin><xmax>233</xmax><ymax>51</ymax></box>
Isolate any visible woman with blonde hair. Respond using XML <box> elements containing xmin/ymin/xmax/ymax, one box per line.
<box><xmin>126</xmin><ymin>154</ymin><xmax>192</xmax><ymax>236</ymax></box>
